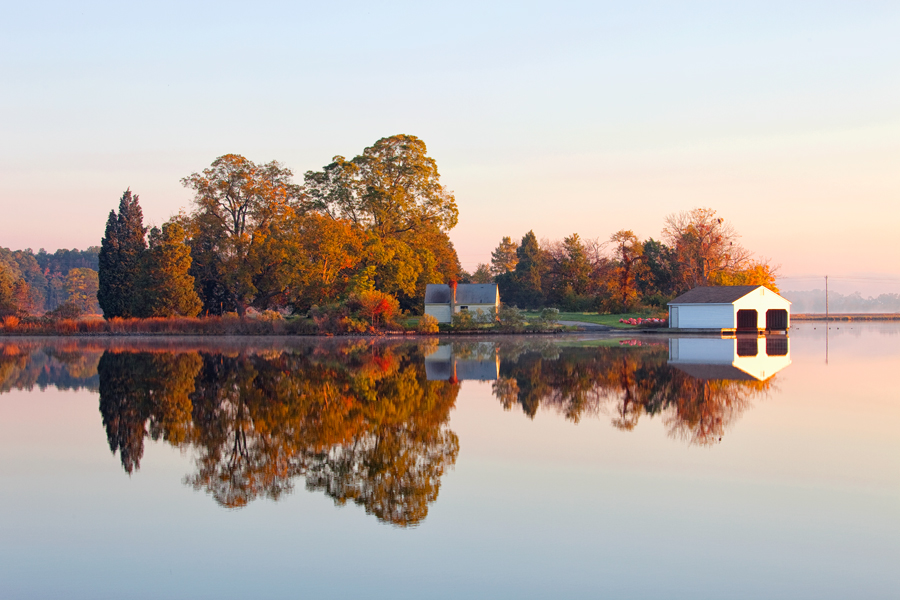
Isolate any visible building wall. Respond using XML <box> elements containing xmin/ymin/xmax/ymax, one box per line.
<box><xmin>453</xmin><ymin>303</ymin><xmax>497</xmax><ymax>316</ymax></box>
<box><xmin>674</xmin><ymin>304</ymin><xmax>735</xmax><ymax>329</ymax></box>
<box><xmin>425</xmin><ymin>304</ymin><xmax>452</xmax><ymax>323</ymax></box>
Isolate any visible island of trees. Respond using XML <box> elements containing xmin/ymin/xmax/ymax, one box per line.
<box><xmin>1</xmin><ymin>134</ymin><xmax>780</xmax><ymax>333</ymax></box>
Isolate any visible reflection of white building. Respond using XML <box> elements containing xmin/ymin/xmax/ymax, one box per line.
<box><xmin>668</xmin><ymin>336</ymin><xmax>791</xmax><ymax>381</ymax></box>
<box><xmin>668</xmin><ymin>286</ymin><xmax>791</xmax><ymax>332</ymax></box>
<box><xmin>424</xmin><ymin>343</ymin><xmax>499</xmax><ymax>381</ymax></box>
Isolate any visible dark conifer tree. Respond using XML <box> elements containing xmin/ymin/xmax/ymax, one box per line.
<box><xmin>495</xmin><ymin>230</ymin><xmax>547</xmax><ymax>309</ymax></box>
<box><xmin>513</xmin><ymin>231</ymin><xmax>546</xmax><ymax>308</ymax></box>
<box><xmin>98</xmin><ymin>189</ymin><xmax>146</xmax><ymax>318</ymax></box>
<box><xmin>98</xmin><ymin>210</ymin><xmax>120</xmax><ymax>316</ymax></box>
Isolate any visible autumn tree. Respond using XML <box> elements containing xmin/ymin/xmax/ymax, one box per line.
<box><xmin>303</xmin><ymin>135</ymin><xmax>458</xmax><ymax>237</ymax></box>
<box><xmin>98</xmin><ymin>190</ymin><xmax>147</xmax><ymax>318</ymax></box>
<box><xmin>65</xmin><ymin>268</ymin><xmax>100</xmax><ymax>314</ymax></box>
<box><xmin>137</xmin><ymin>222</ymin><xmax>202</xmax><ymax>317</ymax></box>
<box><xmin>303</xmin><ymin>135</ymin><xmax>461</xmax><ymax>311</ymax></box>
<box><xmin>605</xmin><ymin>230</ymin><xmax>644</xmax><ymax>311</ymax></box>
<box><xmin>182</xmin><ymin>154</ymin><xmax>301</xmax><ymax>314</ymax></box>
<box><xmin>490</xmin><ymin>236</ymin><xmax>519</xmax><ymax>276</ymax></box>
<box><xmin>0</xmin><ymin>262</ymin><xmax>27</xmax><ymax>317</ymax></box>
<box><xmin>356</xmin><ymin>289</ymin><xmax>400</xmax><ymax>328</ymax></box>
<box><xmin>285</xmin><ymin>213</ymin><xmax>365</xmax><ymax>310</ymax></box>
<box><xmin>0</xmin><ymin>249</ymin><xmax>46</xmax><ymax>313</ymax></box>
<box><xmin>663</xmin><ymin>208</ymin><xmax>752</xmax><ymax>292</ymax></box>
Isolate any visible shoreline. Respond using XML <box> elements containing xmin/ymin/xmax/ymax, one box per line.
<box><xmin>791</xmin><ymin>313</ymin><xmax>900</xmax><ymax>321</ymax></box>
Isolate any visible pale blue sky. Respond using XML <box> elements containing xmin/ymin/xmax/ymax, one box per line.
<box><xmin>2</xmin><ymin>1</ymin><xmax>898</xmax><ymax>292</ymax></box>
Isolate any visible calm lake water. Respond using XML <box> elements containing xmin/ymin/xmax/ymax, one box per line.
<box><xmin>1</xmin><ymin>324</ymin><xmax>898</xmax><ymax>599</ymax></box>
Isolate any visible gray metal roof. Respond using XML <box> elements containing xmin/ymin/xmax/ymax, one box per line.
<box><xmin>424</xmin><ymin>284</ymin><xmax>452</xmax><ymax>304</ymax></box>
<box><xmin>424</xmin><ymin>283</ymin><xmax>498</xmax><ymax>305</ymax></box>
<box><xmin>668</xmin><ymin>286</ymin><xmax>763</xmax><ymax>305</ymax></box>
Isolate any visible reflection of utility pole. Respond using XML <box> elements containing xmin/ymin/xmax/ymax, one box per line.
<box><xmin>825</xmin><ymin>275</ymin><xmax>829</xmax><ymax>365</ymax></box>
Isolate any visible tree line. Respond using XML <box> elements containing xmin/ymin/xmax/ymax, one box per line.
<box><xmin>97</xmin><ymin>134</ymin><xmax>461</xmax><ymax>320</ymax></box>
<box><xmin>0</xmin><ymin>247</ymin><xmax>101</xmax><ymax>317</ymax></box>
<box><xmin>467</xmin><ymin>207</ymin><xmax>777</xmax><ymax>312</ymax></box>
<box><xmin>4</xmin><ymin>134</ymin><xmax>779</xmax><ymax>321</ymax></box>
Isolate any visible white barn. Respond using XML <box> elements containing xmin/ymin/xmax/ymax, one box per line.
<box><xmin>668</xmin><ymin>286</ymin><xmax>791</xmax><ymax>332</ymax></box>
<box><xmin>424</xmin><ymin>283</ymin><xmax>500</xmax><ymax>324</ymax></box>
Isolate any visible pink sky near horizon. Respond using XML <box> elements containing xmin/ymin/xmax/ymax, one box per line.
<box><xmin>2</xmin><ymin>2</ymin><xmax>898</xmax><ymax>294</ymax></box>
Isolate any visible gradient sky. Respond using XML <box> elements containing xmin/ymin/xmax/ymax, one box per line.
<box><xmin>2</xmin><ymin>1</ymin><xmax>898</xmax><ymax>293</ymax></box>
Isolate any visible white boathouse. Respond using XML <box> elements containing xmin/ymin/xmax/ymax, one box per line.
<box><xmin>667</xmin><ymin>286</ymin><xmax>791</xmax><ymax>332</ymax></box>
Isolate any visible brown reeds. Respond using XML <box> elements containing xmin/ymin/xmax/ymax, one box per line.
<box><xmin>0</xmin><ymin>315</ymin><xmax>325</xmax><ymax>337</ymax></box>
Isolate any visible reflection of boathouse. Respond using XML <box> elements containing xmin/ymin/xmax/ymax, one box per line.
<box><xmin>424</xmin><ymin>343</ymin><xmax>500</xmax><ymax>381</ymax></box>
<box><xmin>668</xmin><ymin>336</ymin><xmax>791</xmax><ymax>381</ymax></box>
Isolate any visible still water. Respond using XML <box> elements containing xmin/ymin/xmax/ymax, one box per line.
<box><xmin>0</xmin><ymin>324</ymin><xmax>897</xmax><ymax>599</ymax></box>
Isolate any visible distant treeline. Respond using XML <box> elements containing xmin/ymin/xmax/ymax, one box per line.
<box><xmin>783</xmin><ymin>290</ymin><xmax>900</xmax><ymax>314</ymax></box>
<box><xmin>0</xmin><ymin>247</ymin><xmax>100</xmax><ymax>316</ymax></box>
<box><xmin>3</xmin><ymin>134</ymin><xmax>778</xmax><ymax>322</ymax></box>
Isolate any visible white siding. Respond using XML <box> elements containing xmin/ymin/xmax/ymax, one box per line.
<box><xmin>425</xmin><ymin>304</ymin><xmax>452</xmax><ymax>323</ymax></box>
<box><xmin>454</xmin><ymin>304</ymin><xmax>496</xmax><ymax>315</ymax></box>
<box><xmin>669</xmin><ymin>338</ymin><xmax>735</xmax><ymax>362</ymax></box>
<box><xmin>733</xmin><ymin>290</ymin><xmax>791</xmax><ymax>329</ymax></box>
<box><xmin>674</xmin><ymin>304</ymin><xmax>735</xmax><ymax>329</ymax></box>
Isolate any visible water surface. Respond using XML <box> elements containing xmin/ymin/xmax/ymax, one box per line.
<box><xmin>1</xmin><ymin>324</ymin><xmax>897</xmax><ymax>599</ymax></box>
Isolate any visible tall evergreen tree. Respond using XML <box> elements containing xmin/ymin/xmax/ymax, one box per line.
<box><xmin>497</xmin><ymin>231</ymin><xmax>546</xmax><ymax>308</ymax></box>
<box><xmin>513</xmin><ymin>231</ymin><xmax>546</xmax><ymax>308</ymax></box>
<box><xmin>137</xmin><ymin>222</ymin><xmax>202</xmax><ymax>317</ymax></box>
<box><xmin>98</xmin><ymin>189</ymin><xmax>146</xmax><ymax>318</ymax></box>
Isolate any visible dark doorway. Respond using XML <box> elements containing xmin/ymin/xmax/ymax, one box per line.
<box><xmin>737</xmin><ymin>309</ymin><xmax>758</xmax><ymax>331</ymax></box>
<box><xmin>766</xmin><ymin>309</ymin><xmax>788</xmax><ymax>330</ymax></box>
<box><xmin>766</xmin><ymin>337</ymin><xmax>788</xmax><ymax>356</ymax></box>
<box><xmin>737</xmin><ymin>337</ymin><xmax>759</xmax><ymax>357</ymax></box>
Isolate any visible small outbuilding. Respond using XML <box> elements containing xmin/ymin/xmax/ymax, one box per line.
<box><xmin>424</xmin><ymin>283</ymin><xmax>500</xmax><ymax>324</ymax></box>
<box><xmin>667</xmin><ymin>285</ymin><xmax>791</xmax><ymax>332</ymax></box>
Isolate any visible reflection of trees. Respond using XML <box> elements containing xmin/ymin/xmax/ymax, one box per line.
<box><xmin>97</xmin><ymin>343</ymin><xmax>459</xmax><ymax>526</ymax></box>
<box><xmin>494</xmin><ymin>342</ymin><xmax>774</xmax><ymax>445</ymax></box>
<box><xmin>98</xmin><ymin>351</ymin><xmax>200</xmax><ymax>473</ymax></box>
<box><xmin>0</xmin><ymin>341</ymin><xmax>101</xmax><ymax>393</ymax></box>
